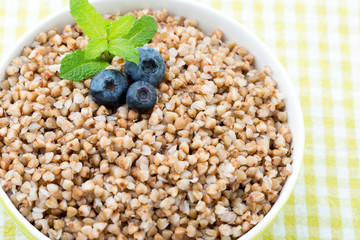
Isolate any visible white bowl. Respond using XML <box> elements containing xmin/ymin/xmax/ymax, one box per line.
<box><xmin>0</xmin><ymin>0</ymin><xmax>305</xmax><ymax>239</ymax></box>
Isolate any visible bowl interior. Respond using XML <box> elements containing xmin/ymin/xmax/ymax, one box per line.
<box><xmin>0</xmin><ymin>0</ymin><xmax>304</xmax><ymax>239</ymax></box>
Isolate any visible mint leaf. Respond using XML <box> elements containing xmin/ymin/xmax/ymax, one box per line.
<box><xmin>70</xmin><ymin>0</ymin><xmax>105</xmax><ymax>39</ymax></box>
<box><xmin>125</xmin><ymin>15</ymin><xmax>157</xmax><ymax>47</ymax></box>
<box><xmin>104</xmin><ymin>19</ymin><xmax>111</xmax><ymax>28</ymax></box>
<box><xmin>108</xmin><ymin>37</ymin><xmax>139</xmax><ymax>65</ymax></box>
<box><xmin>60</xmin><ymin>49</ymin><xmax>108</xmax><ymax>82</ymax></box>
<box><xmin>109</xmin><ymin>14</ymin><xmax>136</xmax><ymax>39</ymax></box>
<box><xmin>85</xmin><ymin>38</ymin><xmax>108</xmax><ymax>60</ymax></box>
<box><xmin>62</xmin><ymin>1</ymin><xmax>158</xmax><ymax>81</ymax></box>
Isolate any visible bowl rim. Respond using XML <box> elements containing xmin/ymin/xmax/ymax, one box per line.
<box><xmin>0</xmin><ymin>0</ymin><xmax>305</xmax><ymax>239</ymax></box>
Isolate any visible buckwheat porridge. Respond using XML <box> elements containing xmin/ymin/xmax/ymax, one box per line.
<box><xmin>0</xmin><ymin>9</ymin><xmax>293</xmax><ymax>240</ymax></box>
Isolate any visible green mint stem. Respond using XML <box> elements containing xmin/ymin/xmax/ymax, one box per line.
<box><xmin>104</xmin><ymin>50</ymin><xmax>112</xmax><ymax>62</ymax></box>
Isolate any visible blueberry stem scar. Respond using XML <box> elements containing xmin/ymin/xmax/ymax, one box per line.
<box><xmin>104</xmin><ymin>80</ymin><xmax>116</xmax><ymax>91</ymax></box>
<box><xmin>136</xmin><ymin>87</ymin><xmax>151</xmax><ymax>102</ymax></box>
<box><xmin>141</xmin><ymin>59</ymin><xmax>157</xmax><ymax>74</ymax></box>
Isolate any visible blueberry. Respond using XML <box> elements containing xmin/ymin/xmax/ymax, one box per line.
<box><xmin>90</xmin><ymin>69</ymin><xmax>128</xmax><ymax>109</ymax></box>
<box><xmin>125</xmin><ymin>46</ymin><xmax>165</xmax><ymax>87</ymax></box>
<box><xmin>126</xmin><ymin>81</ymin><xmax>157</xmax><ymax>113</ymax></box>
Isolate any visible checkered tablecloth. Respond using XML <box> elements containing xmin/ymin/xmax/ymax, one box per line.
<box><xmin>0</xmin><ymin>0</ymin><xmax>359</xmax><ymax>239</ymax></box>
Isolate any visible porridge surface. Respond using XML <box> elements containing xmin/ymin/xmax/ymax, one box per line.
<box><xmin>0</xmin><ymin>9</ymin><xmax>293</xmax><ymax>240</ymax></box>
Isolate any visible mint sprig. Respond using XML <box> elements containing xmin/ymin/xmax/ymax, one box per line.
<box><xmin>60</xmin><ymin>0</ymin><xmax>158</xmax><ymax>82</ymax></box>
